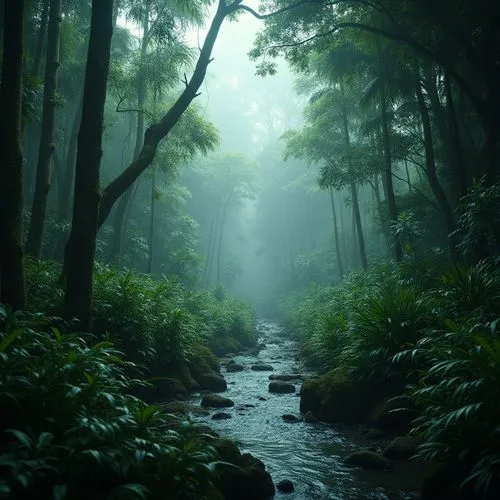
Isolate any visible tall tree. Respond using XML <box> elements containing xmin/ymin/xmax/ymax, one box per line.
<box><xmin>64</xmin><ymin>0</ymin><xmax>114</xmax><ymax>330</ymax></box>
<box><xmin>26</xmin><ymin>0</ymin><xmax>62</xmax><ymax>259</ymax></box>
<box><xmin>0</xmin><ymin>0</ymin><xmax>26</xmax><ymax>309</ymax></box>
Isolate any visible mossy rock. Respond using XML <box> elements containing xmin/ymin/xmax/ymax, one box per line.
<box><xmin>152</xmin><ymin>377</ymin><xmax>187</xmax><ymax>400</ymax></box>
<box><xmin>165</xmin><ymin>361</ymin><xmax>199</xmax><ymax>391</ymax></box>
<box><xmin>209</xmin><ymin>336</ymin><xmax>242</xmax><ymax>357</ymax></box>
<box><xmin>368</xmin><ymin>395</ymin><xmax>418</xmax><ymax>433</ymax></box>
<box><xmin>300</xmin><ymin>370</ymin><xmax>382</xmax><ymax>423</ymax></box>
<box><xmin>344</xmin><ymin>449</ymin><xmax>392</xmax><ymax>470</ymax></box>
<box><xmin>197</xmin><ymin>373</ymin><xmax>227</xmax><ymax>392</ymax></box>
<box><xmin>383</xmin><ymin>435</ymin><xmax>421</xmax><ymax>460</ymax></box>
<box><xmin>189</xmin><ymin>345</ymin><xmax>221</xmax><ymax>379</ymax></box>
<box><xmin>214</xmin><ymin>439</ymin><xmax>275</xmax><ymax>500</ymax></box>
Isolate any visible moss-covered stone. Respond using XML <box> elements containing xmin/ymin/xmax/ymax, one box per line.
<box><xmin>383</xmin><ymin>435</ymin><xmax>421</xmax><ymax>460</ymax></box>
<box><xmin>300</xmin><ymin>370</ymin><xmax>382</xmax><ymax>423</ymax></box>
<box><xmin>214</xmin><ymin>438</ymin><xmax>275</xmax><ymax>500</ymax></box>
<box><xmin>152</xmin><ymin>377</ymin><xmax>187</xmax><ymax>400</ymax></box>
<box><xmin>344</xmin><ymin>449</ymin><xmax>392</xmax><ymax>470</ymax></box>
<box><xmin>368</xmin><ymin>396</ymin><xmax>418</xmax><ymax>433</ymax></box>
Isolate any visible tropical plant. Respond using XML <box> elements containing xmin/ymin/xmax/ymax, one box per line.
<box><xmin>396</xmin><ymin>320</ymin><xmax>500</xmax><ymax>498</ymax></box>
<box><xmin>0</xmin><ymin>304</ymin><xmax>224</xmax><ymax>499</ymax></box>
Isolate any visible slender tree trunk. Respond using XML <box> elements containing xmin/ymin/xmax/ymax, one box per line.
<box><xmin>341</xmin><ymin>106</ymin><xmax>368</xmax><ymax>269</ymax></box>
<box><xmin>26</xmin><ymin>0</ymin><xmax>62</xmax><ymax>259</ymax></box>
<box><xmin>444</xmin><ymin>73</ymin><xmax>468</xmax><ymax>197</ymax></box>
<box><xmin>328</xmin><ymin>187</ymin><xmax>344</xmax><ymax>279</ymax></box>
<box><xmin>415</xmin><ymin>77</ymin><xmax>458</xmax><ymax>259</ymax></box>
<box><xmin>58</xmin><ymin>96</ymin><xmax>82</xmax><ymax>220</ymax></box>
<box><xmin>216</xmin><ymin>197</ymin><xmax>230</xmax><ymax>284</ymax></box>
<box><xmin>147</xmin><ymin>167</ymin><xmax>156</xmax><ymax>274</ymax></box>
<box><xmin>64</xmin><ymin>0</ymin><xmax>113</xmax><ymax>330</ymax></box>
<box><xmin>0</xmin><ymin>0</ymin><xmax>26</xmax><ymax>310</ymax></box>
<box><xmin>378</xmin><ymin>45</ymin><xmax>402</xmax><ymax>261</ymax></box>
<box><xmin>23</xmin><ymin>0</ymin><xmax>49</xmax><ymax>203</ymax></box>
<box><xmin>31</xmin><ymin>0</ymin><xmax>49</xmax><ymax>77</ymax></box>
<box><xmin>203</xmin><ymin>213</ymin><xmax>217</xmax><ymax>287</ymax></box>
<box><xmin>350</xmin><ymin>181</ymin><xmax>368</xmax><ymax>269</ymax></box>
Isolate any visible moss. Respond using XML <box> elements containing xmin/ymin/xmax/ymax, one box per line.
<box><xmin>189</xmin><ymin>345</ymin><xmax>220</xmax><ymax>378</ymax></box>
<box><xmin>209</xmin><ymin>335</ymin><xmax>242</xmax><ymax>356</ymax></box>
<box><xmin>300</xmin><ymin>369</ymin><xmax>385</xmax><ymax>423</ymax></box>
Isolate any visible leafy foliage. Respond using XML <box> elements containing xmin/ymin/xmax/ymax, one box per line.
<box><xmin>0</xmin><ymin>305</ymin><xmax>224</xmax><ymax>499</ymax></box>
<box><xmin>25</xmin><ymin>261</ymin><xmax>257</xmax><ymax>370</ymax></box>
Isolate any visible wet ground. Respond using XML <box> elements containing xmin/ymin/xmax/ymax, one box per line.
<box><xmin>189</xmin><ymin>320</ymin><xmax>422</xmax><ymax>499</ymax></box>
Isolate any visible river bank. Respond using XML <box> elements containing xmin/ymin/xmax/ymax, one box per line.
<box><xmin>187</xmin><ymin>320</ymin><xmax>423</xmax><ymax>499</ymax></box>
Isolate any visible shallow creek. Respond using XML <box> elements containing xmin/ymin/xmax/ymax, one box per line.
<box><xmin>190</xmin><ymin>320</ymin><xmax>422</xmax><ymax>500</ymax></box>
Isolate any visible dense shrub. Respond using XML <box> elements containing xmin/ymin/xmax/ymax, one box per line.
<box><xmin>396</xmin><ymin>320</ymin><xmax>500</xmax><ymax>498</ymax></box>
<box><xmin>0</xmin><ymin>305</ymin><xmax>224</xmax><ymax>500</ymax></box>
<box><xmin>25</xmin><ymin>262</ymin><xmax>257</xmax><ymax>373</ymax></box>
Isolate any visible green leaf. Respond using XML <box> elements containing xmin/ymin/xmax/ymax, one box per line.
<box><xmin>0</xmin><ymin>328</ymin><xmax>23</xmax><ymax>352</ymax></box>
<box><xmin>36</xmin><ymin>432</ymin><xmax>54</xmax><ymax>450</ymax></box>
<box><xmin>7</xmin><ymin>429</ymin><xmax>33</xmax><ymax>449</ymax></box>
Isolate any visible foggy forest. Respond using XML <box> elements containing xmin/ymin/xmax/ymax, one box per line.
<box><xmin>1</xmin><ymin>0</ymin><xmax>499</xmax><ymax>499</ymax></box>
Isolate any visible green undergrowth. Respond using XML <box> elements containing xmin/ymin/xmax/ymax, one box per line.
<box><xmin>0</xmin><ymin>305</ymin><xmax>227</xmax><ymax>499</ymax></box>
<box><xmin>284</xmin><ymin>257</ymin><xmax>500</xmax><ymax>497</ymax></box>
<box><xmin>25</xmin><ymin>260</ymin><xmax>257</xmax><ymax>373</ymax></box>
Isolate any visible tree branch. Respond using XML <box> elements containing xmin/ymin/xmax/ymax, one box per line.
<box><xmin>392</xmin><ymin>171</ymin><xmax>441</xmax><ymax>212</ymax></box>
<box><xmin>98</xmin><ymin>0</ymin><xmax>228</xmax><ymax>228</ymax></box>
<box><xmin>237</xmin><ymin>0</ymin><xmax>319</xmax><ymax>20</ymax></box>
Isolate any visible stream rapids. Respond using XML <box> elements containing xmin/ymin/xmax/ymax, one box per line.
<box><xmin>190</xmin><ymin>320</ymin><xmax>422</xmax><ymax>499</ymax></box>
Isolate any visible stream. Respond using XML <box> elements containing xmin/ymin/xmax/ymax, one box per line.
<box><xmin>190</xmin><ymin>320</ymin><xmax>422</xmax><ymax>500</ymax></box>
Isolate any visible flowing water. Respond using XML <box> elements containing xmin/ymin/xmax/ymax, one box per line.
<box><xmin>190</xmin><ymin>320</ymin><xmax>422</xmax><ymax>500</ymax></box>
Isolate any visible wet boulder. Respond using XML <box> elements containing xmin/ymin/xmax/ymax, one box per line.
<box><xmin>368</xmin><ymin>396</ymin><xmax>418</xmax><ymax>433</ymax></box>
<box><xmin>277</xmin><ymin>479</ymin><xmax>294</xmax><ymax>493</ymax></box>
<box><xmin>282</xmin><ymin>414</ymin><xmax>301</xmax><ymax>423</ymax></box>
<box><xmin>215</xmin><ymin>439</ymin><xmax>275</xmax><ymax>500</ymax></box>
<box><xmin>269</xmin><ymin>374</ymin><xmax>303</xmax><ymax>381</ymax></box>
<box><xmin>212</xmin><ymin>411</ymin><xmax>232</xmax><ymax>420</ymax></box>
<box><xmin>344</xmin><ymin>449</ymin><xmax>392</xmax><ymax>470</ymax></box>
<box><xmin>383</xmin><ymin>435</ymin><xmax>421</xmax><ymax>460</ymax></box>
<box><xmin>197</xmin><ymin>373</ymin><xmax>227</xmax><ymax>392</ymax></box>
<box><xmin>269</xmin><ymin>381</ymin><xmax>295</xmax><ymax>393</ymax></box>
<box><xmin>201</xmin><ymin>394</ymin><xmax>234</xmax><ymax>408</ymax></box>
<box><xmin>300</xmin><ymin>370</ymin><xmax>382</xmax><ymax>424</ymax></box>
<box><xmin>226</xmin><ymin>363</ymin><xmax>245</xmax><ymax>373</ymax></box>
<box><xmin>251</xmin><ymin>364</ymin><xmax>274</xmax><ymax>371</ymax></box>
<box><xmin>303</xmin><ymin>410</ymin><xmax>318</xmax><ymax>423</ymax></box>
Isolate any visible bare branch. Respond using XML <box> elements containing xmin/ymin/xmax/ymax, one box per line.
<box><xmin>392</xmin><ymin>171</ymin><xmax>441</xmax><ymax>211</ymax></box>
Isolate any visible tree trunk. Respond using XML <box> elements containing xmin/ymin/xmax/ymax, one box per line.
<box><xmin>26</xmin><ymin>0</ymin><xmax>62</xmax><ymax>259</ymax></box>
<box><xmin>350</xmin><ymin>180</ymin><xmax>368</xmax><ymax>269</ymax></box>
<box><xmin>147</xmin><ymin>167</ymin><xmax>156</xmax><ymax>274</ymax></box>
<box><xmin>444</xmin><ymin>73</ymin><xmax>468</xmax><ymax>196</ymax></box>
<box><xmin>204</xmin><ymin>210</ymin><xmax>219</xmax><ymax>287</ymax></box>
<box><xmin>0</xmin><ymin>0</ymin><xmax>26</xmax><ymax>310</ymax></box>
<box><xmin>97</xmin><ymin>0</ymin><xmax>231</xmax><ymax>229</ymax></box>
<box><xmin>58</xmin><ymin>96</ymin><xmax>82</xmax><ymax>220</ymax></box>
<box><xmin>64</xmin><ymin>0</ymin><xmax>113</xmax><ymax>331</ymax></box>
<box><xmin>341</xmin><ymin>106</ymin><xmax>368</xmax><ymax>269</ymax></box>
<box><xmin>32</xmin><ymin>0</ymin><xmax>49</xmax><ymax>77</ymax></box>
<box><xmin>328</xmin><ymin>187</ymin><xmax>344</xmax><ymax>279</ymax></box>
<box><xmin>415</xmin><ymin>76</ymin><xmax>458</xmax><ymax>259</ymax></box>
<box><xmin>378</xmin><ymin>45</ymin><xmax>402</xmax><ymax>261</ymax></box>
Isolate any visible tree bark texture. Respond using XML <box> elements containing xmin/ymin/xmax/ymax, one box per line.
<box><xmin>26</xmin><ymin>0</ymin><xmax>62</xmax><ymax>259</ymax></box>
<box><xmin>0</xmin><ymin>0</ymin><xmax>26</xmax><ymax>310</ymax></box>
<box><xmin>64</xmin><ymin>0</ymin><xmax>113</xmax><ymax>331</ymax></box>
